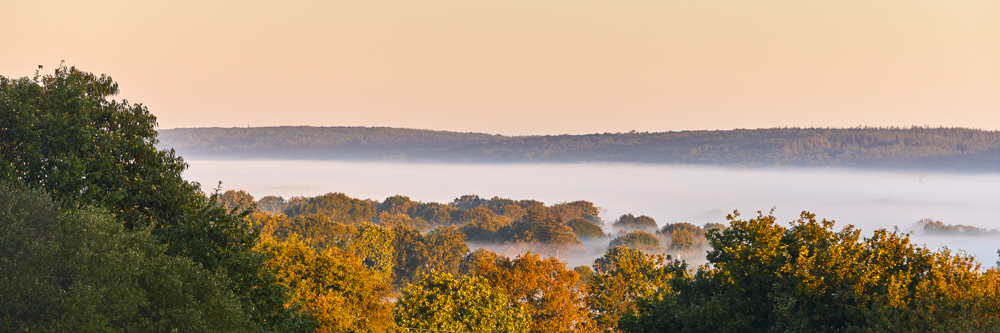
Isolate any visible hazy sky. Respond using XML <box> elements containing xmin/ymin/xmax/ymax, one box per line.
<box><xmin>3</xmin><ymin>0</ymin><xmax>998</xmax><ymax>135</ymax></box>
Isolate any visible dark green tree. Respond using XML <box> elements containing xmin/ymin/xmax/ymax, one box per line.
<box><xmin>0</xmin><ymin>65</ymin><xmax>311</xmax><ymax>331</ymax></box>
<box><xmin>0</xmin><ymin>185</ymin><xmax>252</xmax><ymax>332</ymax></box>
<box><xmin>609</xmin><ymin>230</ymin><xmax>661</xmax><ymax>253</ymax></box>
<box><xmin>567</xmin><ymin>218</ymin><xmax>606</xmax><ymax>239</ymax></box>
<box><xmin>621</xmin><ymin>211</ymin><xmax>1000</xmax><ymax>333</ymax></box>
<box><xmin>613</xmin><ymin>214</ymin><xmax>657</xmax><ymax>231</ymax></box>
<box><xmin>391</xmin><ymin>226</ymin><xmax>470</xmax><ymax>289</ymax></box>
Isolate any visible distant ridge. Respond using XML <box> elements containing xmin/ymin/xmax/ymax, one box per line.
<box><xmin>157</xmin><ymin>126</ymin><xmax>1000</xmax><ymax>171</ymax></box>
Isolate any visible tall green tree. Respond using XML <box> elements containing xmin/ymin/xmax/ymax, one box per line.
<box><xmin>0</xmin><ymin>65</ymin><xmax>309</xmax><ymax>331</ymax></box>
<box><xmin>0</xmin><ymin>185</ymin><xmax>252</xmax><ymax>332</ymax></box>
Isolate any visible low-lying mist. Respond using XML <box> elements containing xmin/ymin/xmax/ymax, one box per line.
<box><xmin>185</xmin><ymin>160</ymin><xmax>1000</xmax><ymax>266</ymax></box>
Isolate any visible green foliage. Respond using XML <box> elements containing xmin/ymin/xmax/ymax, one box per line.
<box><xmin>0</xmin><ymin>186</ymin><xmax>252</xmax><ymax>332</ymax></box>
<box><xmin>498</xmin><ymin>206</ymin><xmax>581</xmax><ymax>252</ymax></box>
<box><xmin>392</xmin><ymin>226</ymin><xmax>470</xmax><ymax>289</ymax></box>
<box><xmin>613</xmin><ymin>214</ymin><xmax>657</xmax><ymax>231</ymax></box>
<box><xmin>1</xmin><ymin>65</ymin><xmax>185</xmax><ymax>227</ymax></box>
<box><xmin>550</xmin><ymin>201</ymin><xmax>603</xmax><ymax>225</ymax></box>
<box><xmin>394</xmin><ymin>272</ymin><xmax>532</xmax><ymax>333</ymax></box>
<box><xmin>349</xmin><ymin>223</ymin><xmax>396</xmax><ymax>281</ymax></box>
<box><xmin>567</xmin><ymin>218</ymin><xmax>606</xmax><ymax>239</ymax></box>
<box><xmin>586</xmin><ymin>246</ymin><xmax>686</xmax><ymax>332</ymax></box>
<box><xmin>609</xmin><ymin>230</ymin><xmax>661</xmax><ymax>253</ymax></box>
<box><xmin>378</xmin><ymin>195</ymin><xmax>419</xmax><ymax>215</ymax></box>
<box><xmin>620</xmin><ymin>211</ymin><xmax>1000</xmax><ymax>333</ymax></box>
<box><xmin>917</xmin><ymin>218</ymin><xmax>1000</xmax><ymax>236</ymax></box>
<box><xmin>0</xmin><ymin>66</ymin><xmax>308</xmax><ymax>331</ymax></box>
<box><xmin>452</xmin><ymin>194</ymin><xmax>488</xmax><ymax>210</ymax></box>
<box><xmin>414</xmin><ymin>202</ymin><xmax>458</xmax><ymax>226</ymax></box>
<box><xmin>159</xmin><ymin>126</ymin><xmax>1000</xmax><ymax>171</ymax></box>
<box><xmin>283</xmin><ymin>192</ymin><xmax>376</xmax><ymax>224</ymax></box>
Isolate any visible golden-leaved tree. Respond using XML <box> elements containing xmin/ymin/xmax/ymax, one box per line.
<box><xmin>465</xmin><ymin>251</ymin><xmax>595</xmax><ymax>333</ymax></box>
<box><xmin>256</xmin><ymin>234</ymin><xmax>395</xmax><ymax>333</ymax></box>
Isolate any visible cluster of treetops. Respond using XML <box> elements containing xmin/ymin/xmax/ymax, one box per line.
<box><xmin>159</xmin><ymin>125</ymin><xmax>1000</xmax><ymax>171</ymax></box>
<box><xmin>224</xmin><ymin>190</ymin><xmax>717</xmax><ymax>255</ymax></box>
<box><xmin>2</xmin><ymin>65</ymin><xmax>999</xmax><ymax>332</ymax></box>
<box><xmin>913</xmin><ymin>218</ymin><xmax>1000</xmax><ymax>236</ymax></box>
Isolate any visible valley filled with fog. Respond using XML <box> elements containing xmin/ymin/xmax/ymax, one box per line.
<box><xmin>184</xmin><ymin>160</ymin><xmax>1000</xmax><ymax>267</ymax></box>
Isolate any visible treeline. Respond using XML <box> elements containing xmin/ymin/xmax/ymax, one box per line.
<box><xmin>4</xmin><ymin>66</ymin><xmax>1000</xmax><ymax>332</ymax></box>
<box><xmin>159</xmin><ymin>126</ymin><xmax>1000</xmax><ymax>171</ymax></box>
<box><xmin>231</xmin><ymin>188</ymin><xmax>1000</xmax><ymax>332</ymax></box>
<box><xmin>225</xmin><ymin>189</ymin><xmax>719</xmax><ymax>260</ymax></box>
<box><xmin>913</xmin><ymin>218</ymin><xmax>1000</xmax><ymax>236</ymax></box>
<box><xmin>221</xmin><ymin>189</ymin><xmax>1000</xmax><ymax>332</ymax></box>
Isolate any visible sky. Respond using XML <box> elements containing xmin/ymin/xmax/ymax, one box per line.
<box><xmin>2</xmin><ymin>0</ymin><xmax>998</xmax><ymax>135</ymax></box>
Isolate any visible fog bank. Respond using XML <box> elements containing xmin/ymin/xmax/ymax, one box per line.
<box><xmin>183</xmin><ymin>160</ymin><xmax>1000</xmax><ymax>266</ymax></box>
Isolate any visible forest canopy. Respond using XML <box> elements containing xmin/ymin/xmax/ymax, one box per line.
<box><xmin>158</xmin><ymin>126</ymin><xmax>1000</xmax><ymax>171</ymax></box>
<box><xmin>5</xmin><ymin>65</ymin><xmax>1000</xmax><ymax>332</ymax></box>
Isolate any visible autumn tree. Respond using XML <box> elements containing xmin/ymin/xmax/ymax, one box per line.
<box><xmin>218</xmin><ymin>189</ymin><xmax>256</xmax><ymax>213</ymax></box>
<box><xmin>414</xmin><ymin>202</ymin><xmax>457</xmax><ymax>226</ymax></box>
<box><xmin>464</xmin><ymin>252</ymin><xmax>594</xmax><ymax>333</ymax></box>
<box><xmin>452</xmin><ymin>194</ymin><xmax>488</xmax><ymax>210</ymax></box>
<box><xmin>283</xmin><ymin>192</ymin><xmax>375</xmax><ymax>224</ymax></box>
<box><xmin>378</xmin><ymin>195</ymin><xmax>419</xmax><ymax>216</ymax></box>
<box><xmin>550</xmin><ymin>200</ymin><xmax>603</xmax><ymax>225</ymax></box>
<box><xmin>377</xmin><ymin>211</ymin><xmax>428</xmax><ymax>230</ymax></box>
<box><xmin>257</xmin><ymin>195</ymin><xmax>287</xmax><ymax>214</ymax></box>
<box><xmin>574</xmin><ymin>266</ymin><xmax>595</xmax><ymax>289</ymax></box>
<box><xmin>256</xmin><ymin>234</ymin><xmax>393</xmax><ymax>333</ymax></box>
<box><xmin>394</xmin><ymin>272</ymin><xmax>531</xmax><ymax>333</ymax></box>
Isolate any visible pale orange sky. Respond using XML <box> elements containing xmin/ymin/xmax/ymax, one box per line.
<box><xmin>2</xmin><ymin>0</ymin><xmax>998</xmax><ymax>135</ymax></box>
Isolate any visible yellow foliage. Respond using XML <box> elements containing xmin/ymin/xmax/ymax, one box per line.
<box><xmin>255</xmin><ymin>234</ymin><xmax>395</xmax><ymax>333</ymax></box>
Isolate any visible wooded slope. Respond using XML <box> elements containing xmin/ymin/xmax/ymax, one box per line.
<box><xmin>159</xmin><ymin>126</ymin><xmax>1000</xmax><ymax>170</ymax></box>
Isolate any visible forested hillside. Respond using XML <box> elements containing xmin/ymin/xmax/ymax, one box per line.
<box><xmin>6</xmin><ymin>66</ymin><xmax>1000</xmax><ymax>332</ymax></box>
<box><xmin>160</xmin><ymin>126</ymin><xmax>1000</xmax><ymax>170</ymax></box>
